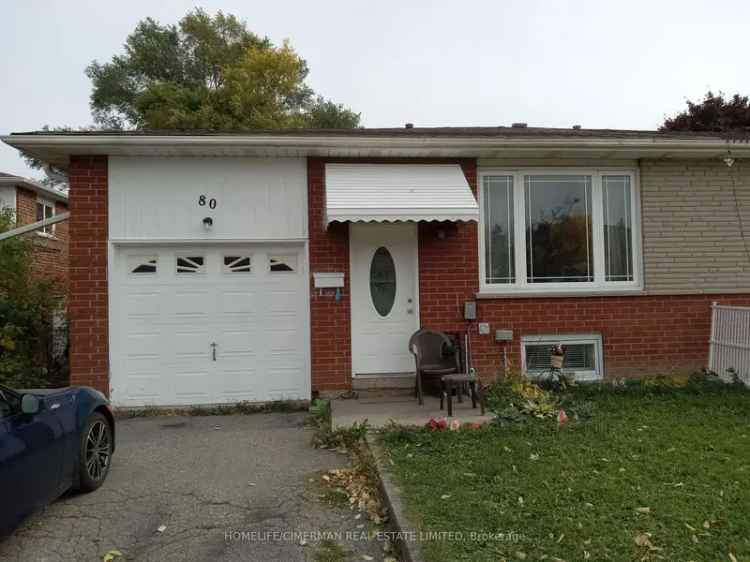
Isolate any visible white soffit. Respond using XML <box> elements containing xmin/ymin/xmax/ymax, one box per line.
<box><xmin>325</xmin><ymin>163</ymin><xmax>479</xmax><ymax>224</ymax></box>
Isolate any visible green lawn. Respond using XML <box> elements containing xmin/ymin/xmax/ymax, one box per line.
<box><xmin>381</xmin><ymin>383</ymin><xmax>750</xmax><ymax>562</ymax></box>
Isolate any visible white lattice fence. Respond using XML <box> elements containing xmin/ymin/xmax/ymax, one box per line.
<box><xmin>709</xmin><ymin>303</ymin><xmax>750</xmax><ymax>385</ymax></box>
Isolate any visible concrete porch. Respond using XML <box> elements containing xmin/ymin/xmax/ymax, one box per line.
<box><xmin>331</xmin><ymin>394</ymin><xmax>494</xmax><ymax>429</ymax></box>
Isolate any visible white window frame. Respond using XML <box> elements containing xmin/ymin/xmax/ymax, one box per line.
<box><xmin>36</xmin><ymin>197</ymin><xmax>56</xmax><ymax>236</ymax></box>
<box><xmin>478</xmin><ymin>168</ymin><xmax>643</xmax><ymax>295</ymax></box>
<box><xmin>521</xmin><ymin>333</ymin><xmax>604</xmax><ymax>382</ymax></box>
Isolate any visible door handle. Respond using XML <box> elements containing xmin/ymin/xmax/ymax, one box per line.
<box><xmin>210</xmin><ymin>342</ymin><xmax>217</xmax><ymax>361</ymax></box>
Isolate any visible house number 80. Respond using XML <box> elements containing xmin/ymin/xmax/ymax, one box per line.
<box><xmin>198</xmin><ymin>195</ymin><xmax>217</xmax><ymax>209</ymax></box>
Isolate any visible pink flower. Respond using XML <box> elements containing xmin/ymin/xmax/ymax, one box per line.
<box><xmin>426</xmin><ymin>418</ymin><xmax>439</xmax><ymax>431</ymax></box>
<box><xmin>437</xmin><ymin>418</ymin><xmax>448</xmax><ymax>431</ymax></box>
<box><xmin>557</xmin><ymin>409</ymin><xmax>569</xmax><ymax>426</ymax></box>
<box><xmin>449</xmin><ymin>419</ymin><xmax>461</xmax><ymax>431</ymax></box>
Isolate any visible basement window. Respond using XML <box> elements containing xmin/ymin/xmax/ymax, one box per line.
<box><xmin>521</xmin><ymin>334</ymin><xmax>603</xmax><ymax>382</ymax></box>
<box><xmin>35</xmin><ymin>198</ymin><xmax>55</xmax><ymax>235</ymax></box>
<box><xmin>176</xmin><ymin>256</ymin><xmax>205</xmax><ymax>274</ymax></box>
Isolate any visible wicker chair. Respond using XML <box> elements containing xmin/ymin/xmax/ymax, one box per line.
<box><xmin>408</xmin><ymin>329</ymin><xmax>459</xmax><ymax>405</ymax></box>
<box><xmin>408</xmin><ymin>329</ymin><xmax>485</xmax><ymax>416</ymax></box>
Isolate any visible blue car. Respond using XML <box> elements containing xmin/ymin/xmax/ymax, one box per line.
<box><xmin>0</xmin><ymin>384</ymin><xmax>115</xmax><ymax>536</ymax></box>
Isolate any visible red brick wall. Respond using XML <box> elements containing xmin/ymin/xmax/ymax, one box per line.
<box><xmin>308</xmin><ymin>159</ymin><xmax>352</xmax><ymax>391</ymax></box>
<box><xmin>417</xmin><ymin>160</ymin><xmax>479</xmax><ymax>338</ymax></box>
<box><xmin>67</xmin><ymin>156</ymin><xmax>109</xmax><ymax>395</ymax></box>
<box><xmin>470</xmin><ymin>295</ymin><xmax>750</xmax><ymax>380</ymax></box>
<box><xmin>14</xmin><ymin>187</ymin><xmax>69</xmax><ymax>292</ymax></box>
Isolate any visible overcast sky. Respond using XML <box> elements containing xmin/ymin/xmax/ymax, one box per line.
<box><xmin>1</xmin><ymin>0</ymin><xmax>748</xmax><ymax>179</ymax></box>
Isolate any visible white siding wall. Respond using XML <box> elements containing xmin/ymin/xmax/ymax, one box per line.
<box><xmin>108</xmin><ymin>157</ymin><xmax>308</xmax><ymax>241</ymax></box>
<box><xmin>0</xmin><ymin>186</ymin><xmax>16</xmax><ymax>213</ymax></box>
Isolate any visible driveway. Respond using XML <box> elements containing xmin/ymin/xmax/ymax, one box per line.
<box><xmin>0</xmin><ymin>413</ymin><xmax>386</xmax><ymax>562</ymax></box>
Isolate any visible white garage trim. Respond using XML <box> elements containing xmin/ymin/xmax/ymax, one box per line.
<box><xmin>108</xmin><ymin>241</ymin><xmax>311</xmax><ymax>407</ymax></box>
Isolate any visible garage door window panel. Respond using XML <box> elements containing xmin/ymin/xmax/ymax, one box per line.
<box><xmin>223</xmin><ymin>256</ymin><xmax>252</xmax><ymax>273</ymax></box>
<box><xmin>128</xmin><ymin>256</ymin><xmax>158</xmax><ymax>274</ymax></box>
<box><xmin>176</xmin><ymin>256</ymin><xmax>206</xmax><ymax>274</ymax></box>
<box><xmin>269</xmin><ymin>255</ymin><xmax>297</xmax><ymax>272</ymax></box>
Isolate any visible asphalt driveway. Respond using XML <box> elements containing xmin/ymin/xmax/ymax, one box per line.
<box><xmin>0</xmin><ymin>413</ymin><xmax>385</xmax><ymax>562</ymax></box>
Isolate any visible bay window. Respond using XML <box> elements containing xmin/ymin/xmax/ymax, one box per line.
<box><xmin>480</xmin><ymin>170</ymin><xmax>640</xmax><ymax>293</ymax></box>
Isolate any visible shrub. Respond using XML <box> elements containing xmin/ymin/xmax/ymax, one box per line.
<box><xmin>486</xmin><ymin>371</ymin><xmax>561</xmax><ymax>425</ymax></box>
<box><xmin>0</xmin><ymin>209</ymin><xmax>67</xmax><ymax>388</ymax></box>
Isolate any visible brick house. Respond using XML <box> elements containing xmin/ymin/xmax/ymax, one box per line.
<box><xmin>2</xmin><ymin>127</ymin><xmax>749</xmax><ymax>406</ymax></box>
<box><xmin>0</xmin><ymin>172</ymin><xmax>69</xmax><ymax>291</ymax></box>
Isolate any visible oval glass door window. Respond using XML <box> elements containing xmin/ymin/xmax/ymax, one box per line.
<box><xmin>370</xmin><ymin>247</ymin><xmax>396</xmax><ymax>317</ymax></box>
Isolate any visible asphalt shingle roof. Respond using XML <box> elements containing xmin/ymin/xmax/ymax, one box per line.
<box><xmin>7</xmin><ymin>126</ymin><xmax>732</xmax><ymax>141</ymax></box>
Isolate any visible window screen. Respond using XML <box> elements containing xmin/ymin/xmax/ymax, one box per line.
<box><xmin>524</xmin><ymin>343</ymin><xmax>596</xmax><ymax>372</ymax></box>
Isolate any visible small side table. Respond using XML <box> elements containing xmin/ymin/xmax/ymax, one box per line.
<box><xmin>440</xmin><ymin>374</ymin><xmax>485</xmax><ymax>417</ymax></box>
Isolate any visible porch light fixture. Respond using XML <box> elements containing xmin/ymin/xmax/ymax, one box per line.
<box><xmin>202</xmin><ymin>217</ymin><xmax>213</xmax><ymax>231</ymax></box>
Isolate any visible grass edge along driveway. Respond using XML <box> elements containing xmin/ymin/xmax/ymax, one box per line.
<box><xmin>381</xmin><ymin>382</ymin><xmax>750</xmax><ymax>562</ymax></box>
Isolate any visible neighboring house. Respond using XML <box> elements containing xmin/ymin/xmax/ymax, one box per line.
<box><xmin>0</xmin><ymin>172</ymin><xmax>69</xmax><ymax>291</ymax></box>
<box><xmin>3</xmin><ymin>127</ymin><xmax>750</xmax><ymax>406</ymax></box>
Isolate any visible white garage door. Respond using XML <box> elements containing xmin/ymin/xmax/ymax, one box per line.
<box><xmin>110</xmin><ymin>245</ymin><xmax>310</xmax><ymax>406</ymax></box>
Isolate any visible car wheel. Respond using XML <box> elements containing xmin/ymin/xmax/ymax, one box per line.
<box><xmin>78</xmin><ymin>412</ymin><xmax>113</xmax><ymax>492</ymax></box>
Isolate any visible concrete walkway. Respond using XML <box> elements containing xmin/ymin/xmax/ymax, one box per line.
<box><xmin>332</xmin><ymin>395</ymin><xmax>494</xmax><ymax>429</ymax></box>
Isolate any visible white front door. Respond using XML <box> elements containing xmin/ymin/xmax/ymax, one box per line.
<box><xmin>350</xmin><ymin>223</ymin><xmax>418</xmax><ymax>375</ymax></box>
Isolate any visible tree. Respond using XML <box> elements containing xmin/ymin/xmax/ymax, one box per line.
<box><xmin>661</xmin><ymin>91</ymin><xmax>750</xmax><ymax>133</ymax></box>
<box><xmin>86</xmin><ymin>9</ymin><xmax>360</xmax><ymax>130</ymax></box>
<box><xmin>0</xmin><ymin>210</ymin><xmax>68</xmax><ymax>388</ymax></box>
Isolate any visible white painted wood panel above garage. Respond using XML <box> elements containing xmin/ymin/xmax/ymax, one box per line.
<box><xmin>108</xmin><ymin>156</ymin><xmax>308</xmax><ymax>242</ymax></box>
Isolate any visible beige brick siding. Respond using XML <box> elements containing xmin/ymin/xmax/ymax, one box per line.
<box><xmin>640</xmin><ymin>159</ymin><xmax>750</xmax><ymax>294</ymax></box>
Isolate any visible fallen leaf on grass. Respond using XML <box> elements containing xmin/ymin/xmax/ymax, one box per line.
<box><xmin>156</xmin><ymin>525</ymin><xmax>166</xmax><ymax>533</ymax></box>
<box><xmin>362</xmin><ymin>555</ymin><xmax>374</xmax><ymax>561</ymax></box>
<box><xmin>636</xmin><ymin>507</ymin><xmax>652</xmax><ymax>514</ymax></box>
<box><xmin>441</xmin><ymin>494</ymin><xmax>451</xmax><ymax>500</ymax></box>
<box><xmin>634</xmin><ymin>532</ymin><xmax>662</xmax><ymax>552</ymax></box>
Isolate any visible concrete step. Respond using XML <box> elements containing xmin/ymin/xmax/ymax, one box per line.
<box><xmin>352</xmin><ymin>374</ymin><xmax>415</xmax><ymax>391</ymax></box>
